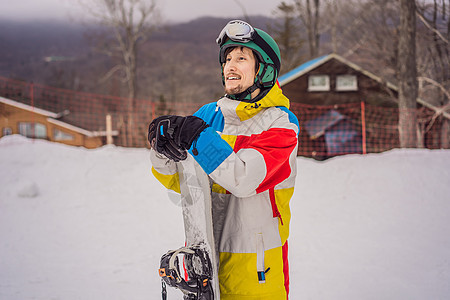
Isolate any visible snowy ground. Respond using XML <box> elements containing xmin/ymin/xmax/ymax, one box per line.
<box><xmin>1</xmin><ymin>135</ymin><xmax>449</xmax><ymax>300</ymax></box>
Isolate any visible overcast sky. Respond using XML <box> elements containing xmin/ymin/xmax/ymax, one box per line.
<box><xmin>0</xmin><ymin>0</ymin><xmax>279</xmax><ymax>23</ymax></box>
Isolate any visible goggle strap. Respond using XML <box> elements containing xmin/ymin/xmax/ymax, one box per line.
<box><xmin>252</xmin><ymin>32</ymin><xmax>280</xmax><ymax>73</ymax></box>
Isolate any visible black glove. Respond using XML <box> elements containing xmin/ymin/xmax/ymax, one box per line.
<box><xmin>148</xmin><ymin>116</ymin><xmax>186</xmax><ymax>161</ymax></box>
<box><xmin>148</xmin><ymin>115</ymin><xmax>208</xmax><ymax>161</ymax></box>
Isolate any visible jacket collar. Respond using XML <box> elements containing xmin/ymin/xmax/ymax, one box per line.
<box><xmin>235</xmin><ymin>83</ymin><xmax>289</xmax><ymax>121</ymax></box>
<box><xmin>218</xmin><ymin>83</ymin><xmax>290</xmax><ymax>123</ymax></box>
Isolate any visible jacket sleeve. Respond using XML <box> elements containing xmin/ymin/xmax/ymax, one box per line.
<box><xmin>149</xmin><ymin>148</ymin><xmax>181</xmax><ymax>193</ymax></box>
<box><xmin>189</xmin><ymin>117</ymin><xmax>298</xmax><ymax>198</ymax></box>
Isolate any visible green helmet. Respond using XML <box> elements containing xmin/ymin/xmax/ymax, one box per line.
<box><xmin>216</xmin><ymin>20</ymin><xmax>281</xmax><ymax>101</ymax></box>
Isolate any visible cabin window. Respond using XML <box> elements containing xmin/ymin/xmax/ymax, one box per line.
<box><xmin>54</xmin><ymin>128</ymin><xmax>74</xmax><ymax>141</ymax></box>
<box><xmin>2</xmin><ymin>127</ymin><xmax>12</xmax><ymax>136</ymax></box>
<box><xmin>308</xmin><ymin>75</ymin><xmax>330</xmax><ymax>91</ymax></box>
<box><xmin>336</xmin><ymin>75</ymin><xmax>358</xmax><ymax>91</ymax></box>
<box><xmin>18</xmin><ymin>122</ymin><xmax>47</xmax><ymax>139</ymax></box>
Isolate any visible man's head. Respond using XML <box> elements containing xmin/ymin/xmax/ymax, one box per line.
<box><xmin>216</xmin><ymin>20</ymin><xmax>281</xmax><ymax>102</ymax></box>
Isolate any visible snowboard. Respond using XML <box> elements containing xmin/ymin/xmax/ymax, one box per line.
<box><xmin>175</xmin><ymin>154</ymin><xmax>220</xmax><ymax>299</ymax></box>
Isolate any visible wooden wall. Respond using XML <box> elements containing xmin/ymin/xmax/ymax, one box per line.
<box><xmin>1</xmin><ymin>102</ymin><xmax>102</xmax><ymax>148</ymax></box>
<box><xmin>281</xmin><ymin>59</ymin><xmax>398</xmax><ymax>107</ymax></box>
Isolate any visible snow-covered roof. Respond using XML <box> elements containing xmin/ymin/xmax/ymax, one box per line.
<box><xmin>279</xmin><ymin>55</ymin><xmax>330</xmax><ymax>86</ymax></box>
<box><xmin>0</xmin><ymin>96</ymin><xmax>102</xmax><ymax>137</ymax></box>
<box><xmin>0</xmin><ymin>96</ymin><xmax>58</xmax><ymax>118</ymax></box>
<box><xmin>46</xmin><ymin>118</ymin><xmax>95</xmax><ymax>137</ymax></box>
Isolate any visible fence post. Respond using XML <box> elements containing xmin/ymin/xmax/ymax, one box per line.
<box><xmin>106</xmin><ymin>114</ymin><xmax>113</xmax><ymax>145</ymax></box>
<box><xmin>30</xmin><ymin>82</ymin><xmax>35</xmax><ymax>140</ymax></box>
<box><xmin>361</xmin><ymin>101</ymin><xmax>367</xmax><ymax>154</ymax></box>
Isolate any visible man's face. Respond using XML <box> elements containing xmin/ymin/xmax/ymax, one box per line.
<box><xmin>223</xmin><ymin>47</ymin><xmax>257</xmax><ymax>95</ymax></box>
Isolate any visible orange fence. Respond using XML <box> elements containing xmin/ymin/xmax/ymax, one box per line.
<box><xmin>1</xmin><ymin>76</ymin><xmax>448</xmax><ymax>158</ymax></box>
<box><xmin>0</xmin><ymin>76</ymin><xmax>203</xmax><ymax>147</ymax></box>
<box><xmin>290</xmin><ymin>101</ymin><xmax>447</xmax><ymax>159</ymax></box>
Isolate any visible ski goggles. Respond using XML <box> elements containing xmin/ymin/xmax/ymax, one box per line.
<box><xmin>216</xmin><ymin>20</ymin><xmax>255</xmax><ymax>46</ymax></box>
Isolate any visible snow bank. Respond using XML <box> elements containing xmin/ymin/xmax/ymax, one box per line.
<box><xmin>1</xmin><ymin>135</ymin><xmax>449</xmax><ymax>299</ymax></box>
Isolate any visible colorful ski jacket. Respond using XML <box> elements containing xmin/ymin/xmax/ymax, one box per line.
<box><xmin>150</xmin><ymin>83</ymin><xmax>299</xmax><ymax>300</ymax></box>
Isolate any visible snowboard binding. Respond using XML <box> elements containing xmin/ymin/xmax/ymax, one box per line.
<box><xmin>159</xmin><ymin>244</ymin><xmax>214</xmax><ymax>300</ymax></box>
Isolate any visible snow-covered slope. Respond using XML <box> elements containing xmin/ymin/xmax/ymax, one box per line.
<box><xmin>1</xmin><ymin>135</ymin><xmax>449</xmax><ymax>299</ymax></box>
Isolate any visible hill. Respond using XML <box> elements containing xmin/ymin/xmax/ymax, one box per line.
<box><xmin>0</xmin><ymin>16</ymin><xmax>274</xmax><ymax>102</ymax></box>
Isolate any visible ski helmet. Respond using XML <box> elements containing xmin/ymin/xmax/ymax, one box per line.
<box><xmin>216</xmin><ymin>20</ymin><xmax>281</xmax><ymax>101</ymax></box>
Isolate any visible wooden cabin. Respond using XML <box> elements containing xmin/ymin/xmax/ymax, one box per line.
<box><xmin>0</xmin><ymin>96</ymin><xmax>116</xmax><ymax>148</ymax></box>
<box><xmin>279</xmin><ymin>53</ymin><xmax>399</xmax><ymax>107</ymax></box>
<box><xmin>278</xmin><ymin>53</ymin><xmax>447</xmax><ymax>159</ymax></box>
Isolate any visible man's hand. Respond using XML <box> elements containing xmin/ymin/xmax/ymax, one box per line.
<box><xmin>148</xmin><ymin>115</ymin><xmax>208</xmax><ymax>161</ymax></box>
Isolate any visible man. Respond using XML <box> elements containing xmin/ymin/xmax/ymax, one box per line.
<box><xmin>148</xmin><ymin>20</ymin><xmax>299</xmax><ymax>300</ymax></box>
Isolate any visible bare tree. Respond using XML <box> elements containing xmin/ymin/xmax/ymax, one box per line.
<box><xmin>79</xmin><ymin>0</ymin><xmax>160</xmax><ymax>146</ymax></box>
<box><xmin>268</xmin><ymin>2</ymin><xmax>305</xmax><ymax>73</ymax></box>
<box><xmin>288</xmin><ymin>0</ymin><xmax>449</xmax><ymax>148</ymax></box>
<box><xmin>327</xmin><ymin>0</ymin><xmax>339</xmax><ymax>53</ymax></box>
<box><xmin>294</xmin><ymin>0</ymin><xmax>321</xmax><ymax>58</ymax></box>
<box><xmin>398</xmin><ymin>0</ymin><xmax>418</xmax><ymax>148</ymax></box>
<box><xmin>416</xmin><ymin>0</ymin><xmax>450</xmax><ymax>148</ymax></box>
<box><xmin>344</xmin><ymin>0</ymin><xmax>400</xmax><ymax>81</ymax></box>
<box><xmin>320</xmin><ymin>0</ymin><xmax>369</xmax><ymax>56</ymax></box>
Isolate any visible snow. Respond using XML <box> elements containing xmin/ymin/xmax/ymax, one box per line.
<box><xmin>1</xmin><ymin>134</ymin><xmax>449</xmax><ymax>299</ymax></box>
